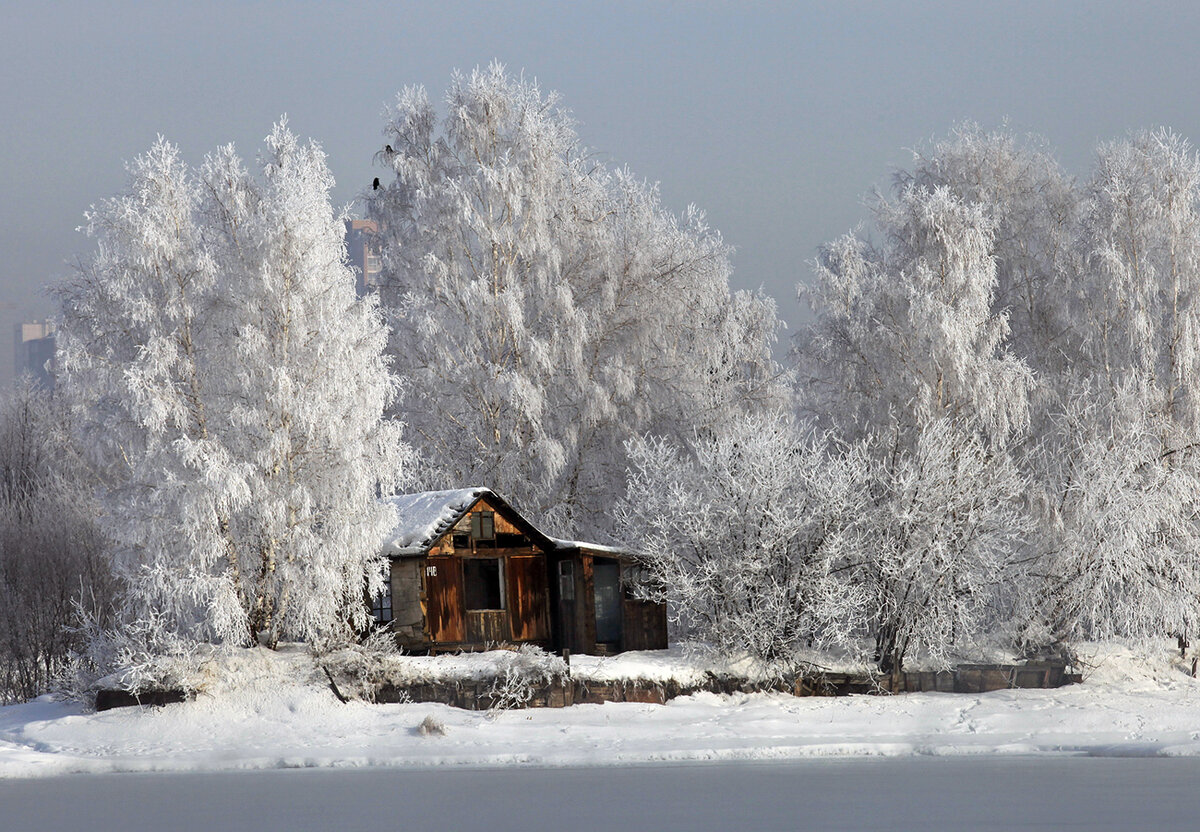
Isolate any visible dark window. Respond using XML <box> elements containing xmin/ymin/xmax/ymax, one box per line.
<box><xmin>496</xmin><ymin>532</ymin><xmax>528</xmax><ymax>548</ymax></box>
<box><xmin>464</xmin><ymin>558</ymin><xmax>504</xmax><ymax>610</ymax></box>
<box><xmin>452</xmin><ymin>533</ymin><xmax>469</xmax><ymax>549</ymax></box>
<box><xmin>471</xmin><ymin>511</ymin><xmax>495</xmax><ymax>540</ymax></box>
<box><xmin>558</xmin><ymin>559</ymin><xmax>575</xmax><ymax>601</ymax></box>
<box><xmin>371</xmin><ymin>569</ymin><xmax>393</xmax><ymax>624</ymax></box>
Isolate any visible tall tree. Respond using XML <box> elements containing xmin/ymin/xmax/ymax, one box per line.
<box><xmin>1030</xmin><ymin>129</ymin><xmax>1200</xmax><ymax>642</ymax></box>
<box><xmin>56</xmin><ymin>124</ymin><xmax>409</xmax><ymax>648</ymax></box>
<box><xmin>799</xmin><ymin>135</ymin><xmax>1037</xmax><ymax>670</ymax></box>
<box><xmin>1081</xmin><ymin>128</ymin><xmax>1200</xmax><ymax>429</ymax></box>
<box><xmin>369</xmin><ymin>63</ymin><xmax>784</xmax><ymax>537</ymax></box>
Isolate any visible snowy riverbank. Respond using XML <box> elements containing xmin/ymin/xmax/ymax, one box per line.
<box><xmin>3</xmin><ymin>641</ymin><xmax>1200</xmax><ymax>779</ymax></box>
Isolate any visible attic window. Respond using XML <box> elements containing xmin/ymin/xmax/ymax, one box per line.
<box><xmin>471</xmin><ymin>511</ymin><xmax>495</xmax><ymax>540</ymax></box>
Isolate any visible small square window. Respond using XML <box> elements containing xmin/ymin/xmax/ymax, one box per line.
<box><xmin>471</xmin><ymin>511</ymin><xmax>495</xmax><ymax>540</ymax></box>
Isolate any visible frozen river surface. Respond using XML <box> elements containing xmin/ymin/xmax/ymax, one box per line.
<box><xmin>2</xmin><ymin>756</ymin><xmax>1197</xmax><ymax>832</ymax></box>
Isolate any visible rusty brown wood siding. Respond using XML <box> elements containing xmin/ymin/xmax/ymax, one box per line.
<box><xmin>424</xmin><ymin>556</ymin><xmax>465</xmax><ymax>643</ymax></box>
<box><xmin>466</xmin><ymin>610</ymin><xmax>508</xmax><ymax>644</ymax></box>
<box><xmin>506</xmin><ymin>555</ymin><xmax>550</xmax><ymax>641</ymax></box>
<box><xmin>621</xmin><ymin>597</ymin><xmax>668</xmax><ymax>651</ymax></box>
<box><xmin>579</xmin><ymin>554</ymin><xmax>597</xmax><ymax>652</ymax></box>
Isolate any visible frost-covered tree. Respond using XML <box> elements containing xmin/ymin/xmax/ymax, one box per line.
<box><xmin>369</xmin><ymin>63</ymin><xmax>784</xmax><ymax>537</ymax></box>
<box><xmin>1022</xmin><ymin>130</ymin><xmax>1200</xmax><ymax>644</ymax></box>
<box><xmin>897</xmin><ymin>124</ymin><xmax>1082</xmax><ymax>376</ymax></box>
<box><xmin>56</xmin><ymin>124</ymin><xmax>409</xmax><ymax>648</ymax></box>
<box><xmin>800</xmin><ymin>182</ymin><xmax>1033</xmax><ymax>445</ymax></box>
<box><xmin>615</xmin><ymin>413</ymin><xmax>870</xmax><ymax>668</ymax></box>
<box><xmin>801</xmin><ymin>124</ymin><xmax>1200</xmax><ymax>656</ymax></box>
<box><xmin>799</xmin><ymin>132</ymin><xmax>1039</xmax><ymax>670</ymax></box>
<box><xmin>1081</xmin><ymin>128</ymin><xmax>1200</xmax><ymax>428</ymax></box>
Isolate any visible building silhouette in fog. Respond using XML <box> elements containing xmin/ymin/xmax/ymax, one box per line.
<box><xmin>345</xmin><ymin>219</ymin><xmax>382</xmax><ymax>295</ymax></box>
<box><xmin>14</xmin><ymin>320</ymin><xmax>55</xmax><ymax>389</ymax></box>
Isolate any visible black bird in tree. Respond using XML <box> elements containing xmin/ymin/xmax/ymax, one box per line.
<box><xmin>372</xmin><ymin>177</ymin><xmax>380</xmax><ymax>190</ymax></box>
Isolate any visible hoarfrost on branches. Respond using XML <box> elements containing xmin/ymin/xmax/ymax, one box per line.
<box><xmin>369</xmin><ymin>63</ymin><xmax>785</xmax><ymax>538</ymax></box>
<box><xmin>801</xmin><ymin>179</ymin><xmax>1033</xmax><ymax>444</ymax></box>
<box><xmin>1034</xmin><ymin>381</ymin><xmax>1200</xmax><ymax>642</ymax></box>
<box><xmin>800</xmin><ymin>123</ymin><xmax>1200</xmax><ymax>657</ymax></box>
<box><xmin>616</xmin><ymin>413</ymin><xmax>870</xmax><ymax>670</ymax></box>
<box><xmin>56</xmin><ymin>123</ymin><xmax>411</xmax><ymax>650</ymax></box>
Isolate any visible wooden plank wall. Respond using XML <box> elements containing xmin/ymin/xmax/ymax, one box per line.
<box><xmin>424</xmin><ymin>556</ymin><xmax>464</xmax><ymax>643</ymax></box>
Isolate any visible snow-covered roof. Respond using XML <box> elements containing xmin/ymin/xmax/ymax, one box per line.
<box><xmin>381</xmin><ymin>488</ymin><xmax>489</xmax><ymax>555</ymax></box>
<box><xmin>549</xmin><ymin>538</ymin><xmax>629</xmax><ymax>556</ymax></box>
<box><xmin>380</xmin><ymin>488</ymin><xmax>622</xmax><ymax>558</ymax></box>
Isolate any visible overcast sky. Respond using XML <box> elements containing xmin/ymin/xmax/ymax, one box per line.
<box><xmin>4</xmin><ymin>1</ymin><xmax>1200</xmax><ymax>383</ymax></box>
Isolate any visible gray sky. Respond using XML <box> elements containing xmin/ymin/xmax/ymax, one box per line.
<box><xmin>4</xmin><ymin>1</ymin><xmax>1200</xmax><ymax>384</ymax></box>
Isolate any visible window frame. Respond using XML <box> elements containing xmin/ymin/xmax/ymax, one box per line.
<box><xmin>371</xmin><ymin>567</ymin><xmax>393</xmax><ymax>624</ymax></box>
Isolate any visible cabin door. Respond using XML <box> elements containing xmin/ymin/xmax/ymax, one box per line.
<box><xmin>551</xmin><ymin>556</ymin><xmax>578</xmax><ymax>653</ymax></box>
<box><xmin>506</xmin><ymin>555</ymin><xmax>550</xmax><ymax>641</ymax></box>
<box><xmin>593</xmin><ymin>558</ymin><xmax>623</xmax><ymax>648</ymax></box>
<box><xmin>424</xmin><ymin>556</ymin><xmax>464</xmax><ymax>643</ymax></box>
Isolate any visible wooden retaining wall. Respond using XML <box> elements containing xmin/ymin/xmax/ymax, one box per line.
<box><xmin>95</xmin><ymin>661</ymin><xmax>1081</xmax><ymax>712</ymax></box>
<box><xmin>360</xmin><ymin>661</ymin><xmax>1081</xmax><ymax>711</ymax></box>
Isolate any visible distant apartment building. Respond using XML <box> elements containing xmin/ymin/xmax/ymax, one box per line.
<box><xmin>14</xmin><ymin>320</ymin><xmax>56</xmax><ymax>389</ymax></box>
<box><xmin>345</xmin><ymin>219</ymin><xmax>382</xmax><ymax>295</ymax></box>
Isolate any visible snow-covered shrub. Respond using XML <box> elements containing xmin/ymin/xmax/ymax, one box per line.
<box><xmin>616</xmin><ymin>413</ymin><xmax>871</xmax><ymax>672</ymax></box>
<box><xmin>484</xmin><ymin>645</ymin><xmax>569</xmax><ymax>717</ymax></box>
<box><xmin>66</xmin><ymin>607</ymin><xmax>223</xmax><ymax>703</ymax></box>
<box><xmin>416</xmin><ymin>714</ymin><xmax>447</xmax><ymax>736</ymax></box>
<box><xmin>862</xmin><ymin>419</ymin><xmax>1032</xmax><ymax>674</ymax></box>
<box><xmin>314</xmin><ymin>628</ymin><xmax>404</xmax><ymax>703</ymax></box>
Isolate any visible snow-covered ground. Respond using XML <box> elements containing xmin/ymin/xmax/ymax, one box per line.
<box><xmin>3</xmin><ymin>642</ymin><xmax>1200</xmax><ymax>779</ymax></box>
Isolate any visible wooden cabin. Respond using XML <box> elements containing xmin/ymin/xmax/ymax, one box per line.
<box><xmin>374</xmin><ymin>488</ymin><xmax>667</xmax><ymax>656</ymax></box>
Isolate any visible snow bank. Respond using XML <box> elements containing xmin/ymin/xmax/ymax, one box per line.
<box><xmin>321</xmin><ymin>644</ymin><xmax>781</xmax><ymax>692</ymax></box>
<box><xmin>4</xmin><ymin>640</ymin><xmax>1200</xmax><ymax>779</ymax></box>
